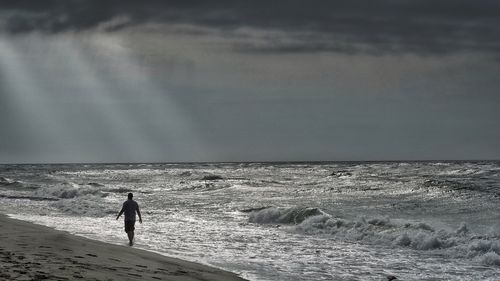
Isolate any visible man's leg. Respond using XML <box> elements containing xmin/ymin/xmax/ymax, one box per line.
<box><xmin>124</xmin><ymin>220</ymin><xmax>136</xmax><ymax>246</ymax></box>
<box><xmin>127</xmin><ymin>231</ymin><xmax>134</xmax><ymax>246</ymax></box>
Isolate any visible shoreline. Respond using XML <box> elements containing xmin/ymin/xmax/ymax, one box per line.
<box><xmin>0</xmin><ymin>214</ymin><xmax>247</xmax><ymax>281</ymax></box>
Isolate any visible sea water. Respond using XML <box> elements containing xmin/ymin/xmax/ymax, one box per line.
<box><xmin>1</xmin><ymin>162</ymin><xmax>499</xmax><ymax>280</ymax></box>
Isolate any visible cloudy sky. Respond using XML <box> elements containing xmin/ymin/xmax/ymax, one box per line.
<box><xmin>1</xmin><ymin>0</ymin><xmax>499</xmax><ymax>163</ymax></box>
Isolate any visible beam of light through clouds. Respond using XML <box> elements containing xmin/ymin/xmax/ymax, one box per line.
<box><xmin>0</xmin><ymin>38</ymin><xmax>65</xmax><ymax>160</ymax></box>
<box><xmin>0</xmin><ymin>34</ymin><xmax>208</xmax><ymax>163</ymax></box>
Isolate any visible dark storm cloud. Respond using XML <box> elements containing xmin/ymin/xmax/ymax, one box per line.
<box><xmin>1</xmin><ymin>0</ymin><xmax>500</xmax><ymax>54</ymax></box>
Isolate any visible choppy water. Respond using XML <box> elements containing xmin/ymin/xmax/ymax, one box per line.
<box><xmin>1</xmin><ymin>161</ymin><xmax>499</xmax><ymax>280</ymax></box>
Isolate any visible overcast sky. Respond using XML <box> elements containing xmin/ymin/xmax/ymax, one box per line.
<box><xmin>1</xmin><ymin>1</ymin><xmax>499</xmax><ymax>163</ymax></box>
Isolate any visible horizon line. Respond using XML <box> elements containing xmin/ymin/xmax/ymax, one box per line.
<box><xmin>1</xmin><ymin>159</ymin><xmax>499</xmax><ymax>166</ymax></box>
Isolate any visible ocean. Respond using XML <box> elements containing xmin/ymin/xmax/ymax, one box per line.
<box><xmin>1</xmin><ymin>161</ymin><xmax>499</xmax><ymax>280</ymax></box>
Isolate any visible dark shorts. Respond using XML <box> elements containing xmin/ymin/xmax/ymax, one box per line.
<box><xmin>124</xmin><ymin>220</ymin><xmax>135</xmax><ymax>232</ymax></box>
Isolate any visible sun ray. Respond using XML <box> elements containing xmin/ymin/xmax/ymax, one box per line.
<box><xmin>0</xmin><ymin>33</ymin><xmax>209</xmax><ymax>163</ymax></box>
<box><xmin>0</xmin><ymin>35</ymin><xmax>70</xmax><ymax>161</ymax></box>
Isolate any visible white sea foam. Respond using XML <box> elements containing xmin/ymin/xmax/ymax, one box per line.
<box><xmin>248</xmin><ymin>206</ymin><xmax>500</xmax><ymax>266</ymax></box>
<box><xmin>51</xmin><ymin>195</ymin><xmax>115</xmax><ymax>216</ymax></box>
<box><xmin>478</xmin><ymin>252</ymin><xmax>500</xmax><ymax>266</ymax></box>
<box><xmin>34</xmin><ymin>182</ymin><xmax>108</xmax><ymax>199</ymax></box>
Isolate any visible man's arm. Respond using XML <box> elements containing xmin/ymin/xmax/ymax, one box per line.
<box><xmin>116</xmin><ymin>205</ymin><xmax>124</xmax><ymax>220</ymax></box>
<box><xmin>136</xmin><ymin>204</ymin><xmax>142</xmax><ymax>224</ymax></box>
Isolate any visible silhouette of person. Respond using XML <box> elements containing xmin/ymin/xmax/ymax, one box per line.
<box><xmin>116</xmin><ymin>192</ymin><xmax>142</xmax><ymax>246</ymax></box>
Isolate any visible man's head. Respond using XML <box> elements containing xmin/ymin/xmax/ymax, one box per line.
<box><xmin>128</xmin><ymin>193</ymin><xmax>133</xmax><ymax>200</ymax></box>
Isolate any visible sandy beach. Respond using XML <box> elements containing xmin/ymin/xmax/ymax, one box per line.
<box><xmin>0</xmin><ymin>214</ymin><xmax>247</xmax><ymax>281</ymax></box>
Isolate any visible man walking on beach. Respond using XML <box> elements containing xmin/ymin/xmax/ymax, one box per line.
<box><xmin>116</xmin><ymin>193</ymin><xmax>142</xmax><ymax>246</ymax></box>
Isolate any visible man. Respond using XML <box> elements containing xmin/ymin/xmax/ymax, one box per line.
<box><xmin>116</xmin><ymin>193</ymin><xmax>142</xmax><ymax>246</ymax></box>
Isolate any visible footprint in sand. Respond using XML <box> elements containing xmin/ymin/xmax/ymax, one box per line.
<box><xmin>34</xmin><ymin>273</ymin><xmax>49</xmax><ymax>280</ymax></box>
<box><xmin>52</xmin><ymin>275</ymin><xmax>70</xmax><ymax>281</ymax></box>
<box><xmin>33</xmin><ymin>253</ymin><xmax>49</xmax><ymax>258</ymax></box>
<box><xmin>155</xmin><ymin>268</ymin><xmax>169</xmax><ymax>272</ymax></box>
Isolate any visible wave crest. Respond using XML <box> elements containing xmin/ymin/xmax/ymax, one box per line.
<box><xmin>248</xmin><ymin>206</ymin><xmax>327</xmax><ymax>224</ymax></box>
<box><xmin>35</xmin><ymin>182</ymin><xmax>108</xmax><ymax>199</ymax></box>
<box><xmin>248</xmin><ymin>206</ymin><xmax>500</xmax><ymax>266</ymax></box>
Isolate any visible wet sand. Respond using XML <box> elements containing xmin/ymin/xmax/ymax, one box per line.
<box><xmin>0</xmin><ymin>214</ymin><xmax>247</xmax><ymax>281</ymax></box>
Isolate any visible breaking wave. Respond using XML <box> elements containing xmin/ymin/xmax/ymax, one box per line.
<box><xmin>248</xmin><ymin>206</ymin><xmax>500</xmax><ymax>266</ymax></box>
<box><xmin>0</xmin><ymin>179</ymin><xmax>113</xmax><ymax>217</ymax></box>
<box><xmin>34</xmin><ymin>182</ymin><xmax>108</xmax><ymax>199</ymax></box>
<box><xmin>32</xmin><ymin>182</ymin><xmax>114</xmax><ymax>216</ymax></box>
<box><xmin>248</xmin><ymin>206</ymin><xmax>327</xmax><ymax>224</ymax></box>
<box><xmin>0</xmin><ymin>176</ymin><xmax>39</xmax><ymax>190</ymax></box>
<box><xmin>51</xmin><ymin>196</ymin><xmax>116</xmax><ymax>217</ymax></box>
